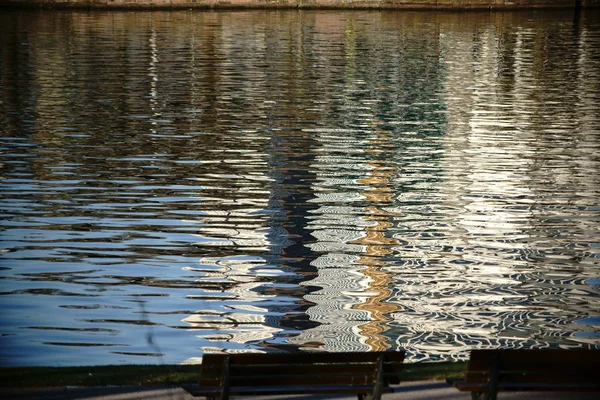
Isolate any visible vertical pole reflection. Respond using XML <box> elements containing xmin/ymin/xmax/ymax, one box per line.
<box><xmin>261</xmin><ymin>128</ymin><xmax>322</xmax><ymax>350</ymax></box>
<box><xmin>257</xmin><ymin>12</ymin><xmax>326</xmax><ymax>347</ymax></box>
<box><xmin>148</xmin><ymin>27</ymin><xmax>159</xmax><ymax>136</ymax></box>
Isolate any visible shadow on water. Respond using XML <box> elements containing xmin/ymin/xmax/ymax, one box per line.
<box><xmin>260</xmin><ymin>127</ymin><xmax>323</xmax><ymax>349</ymax></box>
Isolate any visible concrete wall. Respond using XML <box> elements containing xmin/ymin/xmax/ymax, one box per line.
<box><xmin>1</xmin><ymin>0</ymin><xmax>598</xmax><ymax>10</ymax></box>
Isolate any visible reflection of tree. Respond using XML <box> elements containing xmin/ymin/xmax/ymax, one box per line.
<box><xmin>262</xmin><ymin>131</ymin><xmax>322</xmax><ymax>341</ymax></box>
<box><xmin>257</xmin><ymin>14</ymin><xmax>326</xmax><ymax>343</ymax></box>
<box><xmin>0</xmin><ymin>15</ymin><xmax>38</xmax><ymax>142</ymax></box>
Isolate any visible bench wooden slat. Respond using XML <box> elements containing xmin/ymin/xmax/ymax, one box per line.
<box><xmin>184</xmin><ymin>383</ymin><xmax>396</xmax><ymax>396</ymax></box>
<box><xmin>197</xmin><ymin>377</ymin><xmax>401</xmax><ymax>388</ymax></box>
<box><xmin>202</xmin><ymin>351</ymin><xmax>404</xmax><ymax>364</ymax></box>
<box><xmin>202</xmin><ymin>367</ymin><xmax>400</xmax><ymax>379</ymax></box>
<box><xmin>206</xmin><ymin>376</ymin><xmax>372</xmax><ymax>386</ymax></box>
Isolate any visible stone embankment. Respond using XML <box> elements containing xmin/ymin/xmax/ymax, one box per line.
<box><xmin>1</xmin><ymin>0</ymin><xmax>599</xmax><ymax>10</ymax></box>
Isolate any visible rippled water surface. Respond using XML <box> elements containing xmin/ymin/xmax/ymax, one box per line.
<box><xmin>1</xmin><ymin>9</ymin><xmax>599</xmax><ymax>366</ymax></box>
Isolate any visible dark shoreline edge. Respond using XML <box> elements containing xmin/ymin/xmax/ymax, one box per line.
<box><xmin>1</xmin><ymin>361</ymin><xmax>467</xmax><ymax>388</ymax></box>
<box><xmin>0</xmin><ymin>0</ymin><xmax>595</xmax><ymax>12</ymax></box>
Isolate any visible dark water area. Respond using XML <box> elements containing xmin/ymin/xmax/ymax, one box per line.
<box><xmin>0</xmin><ymin>9</ymin><xmax>599</xmax><ymax>366</ymax></box>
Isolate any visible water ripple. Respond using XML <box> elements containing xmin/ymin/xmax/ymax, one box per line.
<box><xmin>1</xmin><ymin>9</ymin><xmax>599</xmax><ymax>366</ymax></box>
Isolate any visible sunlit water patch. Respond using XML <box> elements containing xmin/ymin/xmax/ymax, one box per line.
<box><xmin>0</xmin><ymin>9</ymin><xmax>599</xmax><ymax>366</ymax></box>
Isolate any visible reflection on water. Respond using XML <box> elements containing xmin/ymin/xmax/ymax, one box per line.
<box><xmin>0</xmin><ymin>9</ymin><xmax>599</xmax><ymax>366</ymax></box>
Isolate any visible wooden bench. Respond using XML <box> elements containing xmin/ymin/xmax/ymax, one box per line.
<box><xmin>183</xmin><ymin>351</ymin><xmax>405</xmax><ymax>400</ymax></box>
<box><xmin>448</xmin><ymin>349</ymin><xmax>600</xmax><ymax>400</ymax></box>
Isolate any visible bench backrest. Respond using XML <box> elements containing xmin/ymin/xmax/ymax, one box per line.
<box><xmin>464</xmin><ymin>349</ymin><xmax>600</xmax><ymax>389</ymax></box>
<box><xmin>199</xmin><ymin>351</ymin><xmax>405</xmax><ymax>389</ymax></box>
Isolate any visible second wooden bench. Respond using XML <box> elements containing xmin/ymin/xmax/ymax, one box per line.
<box><xmin>447</xmin><ymin>348</ymin><xmax>600</xmax><ymax>400</ymax></box>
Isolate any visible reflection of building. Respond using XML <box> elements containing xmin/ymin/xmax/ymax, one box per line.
<box><xmin>288</xmin><ymin>12</ymin><xmax>447</xmax><ymax>353</ymax></box>
<box><xmin>438</xmin><ymin>23</ymin><xmax>536</xmax><ymax>270</ymax></box>
<box><xmin>413</xmin><ymin>12</ymin><xmax>600</xmax><ymax>358</ymax></box>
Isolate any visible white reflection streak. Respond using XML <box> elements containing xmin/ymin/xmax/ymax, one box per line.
<box><xmin>149</xmin><ymin>28</ymin><xmax>159</xmax><ymax>135</ymax></box>
<box><xmin>446</xmin><ymin>27</ymin><xmax>534</xmax><ymax>267</ymax></box>
<box><xmin>576</xmin><ymin>27</ymin><xmax>600</xmax><ymax>206</ymax></box>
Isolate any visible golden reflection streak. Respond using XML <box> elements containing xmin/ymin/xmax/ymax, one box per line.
<box><xmin>352</xmin><ymin>136</ymin><xmax>400</xmax><ymax>351</ymax></box>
